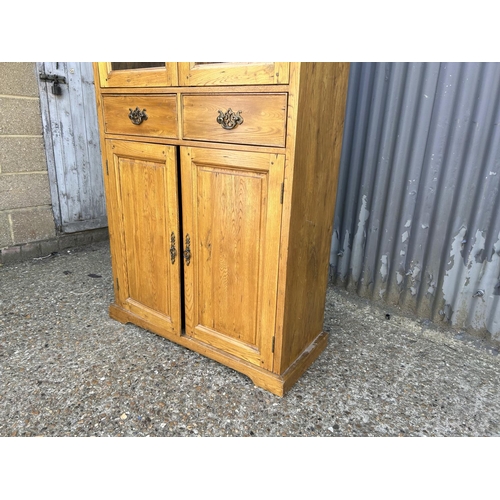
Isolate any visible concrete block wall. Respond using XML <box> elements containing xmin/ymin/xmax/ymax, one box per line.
<box><xmin>0</xmin><ymin>63</ymin><xmax>56</xmax><ymax>250</ymax></box>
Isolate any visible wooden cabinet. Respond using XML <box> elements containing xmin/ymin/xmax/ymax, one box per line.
<box><xmin>93</xmin><ymin>62</ymin><xmax>349</xmax><ymax>396</ymax></box>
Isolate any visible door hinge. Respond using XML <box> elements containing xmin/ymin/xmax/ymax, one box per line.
<box><xmin>271</xmin><ymin>336</ymin><xmax>275</xmax><ymax>353</ymax></box>
<box><xmin>106</xmin><ymin>160</ymin><xmax>109</xmax><ymax>175</ymax></box>
<box><xmin>116</xmin><ymin>277</ymin><xmax>119</xmax><ymax>291</ymax></box>
<box><xmin>280</xmin><ymin>182</ymin><xmax>284</xmax><ymax>204</ymax></box>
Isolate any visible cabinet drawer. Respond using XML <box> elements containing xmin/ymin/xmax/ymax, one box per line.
<box><xmin>102</xmin><ymin>95</ymin><xmax>178</xmax><ymax>138</ymax></box>
<box><xmin>182</xmin><ymin>94</ymin><xmax>287</xmax><ymax>147</ymax></box>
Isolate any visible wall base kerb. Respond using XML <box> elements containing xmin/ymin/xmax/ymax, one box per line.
<box><xmin>329</xmin><ymin>265</ymin><xmax>500</xmax><ymax>350</ymax></box>
<box><xmin>0</xmin><ymin>227</ymin><xmax>109</xmax><ymax>265</ymax></box>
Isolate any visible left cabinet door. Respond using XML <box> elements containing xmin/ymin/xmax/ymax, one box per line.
<box><xmin>104</xmin><ymin>139</ymin><xmax>182</xmax><ymax>336</ymax></box>
<box><xmin>97</xmin><ymin>62</ymin><xmax>178</xmax><ymax>88</ymax></box>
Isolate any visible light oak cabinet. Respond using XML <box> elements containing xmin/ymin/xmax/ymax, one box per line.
<box><xmin>93</xmin><ymin>62</ymin><xmax>349</xmax><ymax>396</ymax></box>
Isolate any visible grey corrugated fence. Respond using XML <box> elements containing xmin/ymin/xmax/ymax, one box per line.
<box><xmin>330</xmin><ymin>62</ymin><xmax>500</xmax><ymax>342</ymax></box>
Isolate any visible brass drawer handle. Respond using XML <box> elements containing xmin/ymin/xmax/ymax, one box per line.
<box><xmin>216</xmin><ymin>108</ymin><xmax>243</xmax><ymax>130</ymax></box>
<box><xmin>170</xmin><ymin>232</ymin><xmax>177</xmax><ymax>264</ymax></box>
<box><xmin>184</xmin><ymin>234</ymin><xmax>191</xmax><ymax>266</ymax></box>
<box><xmin>128</xmin><ymin>107</ymin><xmax>148</xmax><ymax>125</ymax></box>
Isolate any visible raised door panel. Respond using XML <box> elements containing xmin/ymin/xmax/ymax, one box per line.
<box><xmin>105</xmin><ymin>139</ymin><xmax>181</xmax><ymax>335</ymax></box>
<box><xmin>177</xmin><ymin>63</ymin><xmax>289</xmax><ymax>86</ymax></box>
<box><xmin>97</xmin><ymin>62</ymin><xmax>178</xmax><ymax>88</ymax></box>
<box><xmin>181</xmin><ymin>147</ymin><xmax>285</xmax><ymax>370</ymax></box>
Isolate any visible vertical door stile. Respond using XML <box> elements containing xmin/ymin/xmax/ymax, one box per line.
<box><xmin>261</xmin><ymin>153</ymin><xmax>286</xmax><ymax>372</ymax></box>
<box><xmin>180</xmin><ymin>147</ymin><xmax>195</xmax><ymax>336</ymax></box>
<box><xmin>106</xmin><ymin>140</ymin><xmax>129</xmax><ymax>309</ymax></box>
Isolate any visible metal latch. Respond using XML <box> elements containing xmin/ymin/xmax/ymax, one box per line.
<box><xmin>39</xmin><ymin>72</ymin><xmax>67</xmax><ymax>96</ymax></box>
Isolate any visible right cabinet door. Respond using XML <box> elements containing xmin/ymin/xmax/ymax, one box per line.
<box><xmin>181</xmin><ymin>147</ymin><xmax>285</xmax><ymax>371</ymax></box>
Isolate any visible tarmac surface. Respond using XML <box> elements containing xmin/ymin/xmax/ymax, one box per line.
<box><xmin>1</xmin><ymin>239</ymin><xmax>499</xmax><ymax>437</ymax></box>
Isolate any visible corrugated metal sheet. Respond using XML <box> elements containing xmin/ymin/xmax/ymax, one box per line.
<box><xmin>330</xmin><ymin>62</ymin><xmax>500</xmax><ymax>342</ymax></box>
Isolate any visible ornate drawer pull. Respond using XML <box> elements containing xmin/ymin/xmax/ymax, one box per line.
<box><xmin>184</xmin><ymin>234</ymin><xmax>191</xmax><ymax>266</ymax></box>
<box><xmin>216</xmin><ymin>108</ymin><xmax>243</xmax><ymax>130</ymax></box>
<box><xmin>170</xmin><ymin>232</ymin><xmax>177</xmax><ymax>264</ymax></box>
<box><xmin>128</xmin><ymin>107</ymin><xmax>148</xmax><ymax>125</ymax></box>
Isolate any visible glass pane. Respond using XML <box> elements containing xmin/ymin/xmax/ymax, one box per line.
<box><xmin>111</xmin><ymin>62</ymin><xmax>164</xmax><ymax>71</ymax></box>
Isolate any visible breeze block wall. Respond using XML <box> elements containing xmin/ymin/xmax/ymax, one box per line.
<box><xmin>0</xmin><ymin>63</ymin><xmax>56</xmax><ymax>254</ymax></box>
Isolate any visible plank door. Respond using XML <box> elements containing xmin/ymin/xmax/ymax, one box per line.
<box><xmin>181</xmin><ymin>147</ymin><xmax>285</xmax><ymax>370</ymax></box>
<box><xmin>37</xmin><ymin>62</ymin><xmax>107</xmax><ymax>233</ymax></box>
<box><xmin>105</xmin><ymin>139</ymin><xmax>182</xmax><ymax>335</ymax></box>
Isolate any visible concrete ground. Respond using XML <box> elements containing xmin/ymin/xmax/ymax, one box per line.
<box><xmin>1</xmin><ymin>239</ymin><xmax>499</xmax><ymax>437</ymax></box>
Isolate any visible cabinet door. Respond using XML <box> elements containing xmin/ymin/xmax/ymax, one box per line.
<box><xmin>181</xmin><ymin>147</ymin><xmax>285</xmax><ymax>370</ymax></box>
<box><xmin>105</xmin><ymin>139</ymin><xmax>182</xmax><ymax>335</ymax></box>
<box><xmin>177</xmin><ymin>62</ymin><xmax>289</xmax><ymax>86</ymax></box>
<box><xmin>97</xmin><ymin>62</ymin><xmax>178</xmax><ymax>88</ymax></box>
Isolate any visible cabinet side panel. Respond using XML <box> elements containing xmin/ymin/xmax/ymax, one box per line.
<box><xmin>279</xmin><ymin>62</ymin><xmax>349</xmax><ymax>372</ymax></box>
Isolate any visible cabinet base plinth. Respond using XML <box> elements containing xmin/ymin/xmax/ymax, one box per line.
<box><xmin>109</xmin><ymin>303</ymin><xmax>327</xmax><ymax>397</ymax></box>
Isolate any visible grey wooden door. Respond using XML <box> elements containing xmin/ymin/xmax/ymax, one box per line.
<box><xmin>37</xmin><ymin>62</ymin><xmax>107</xmax><ymax>233</ymax></box>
